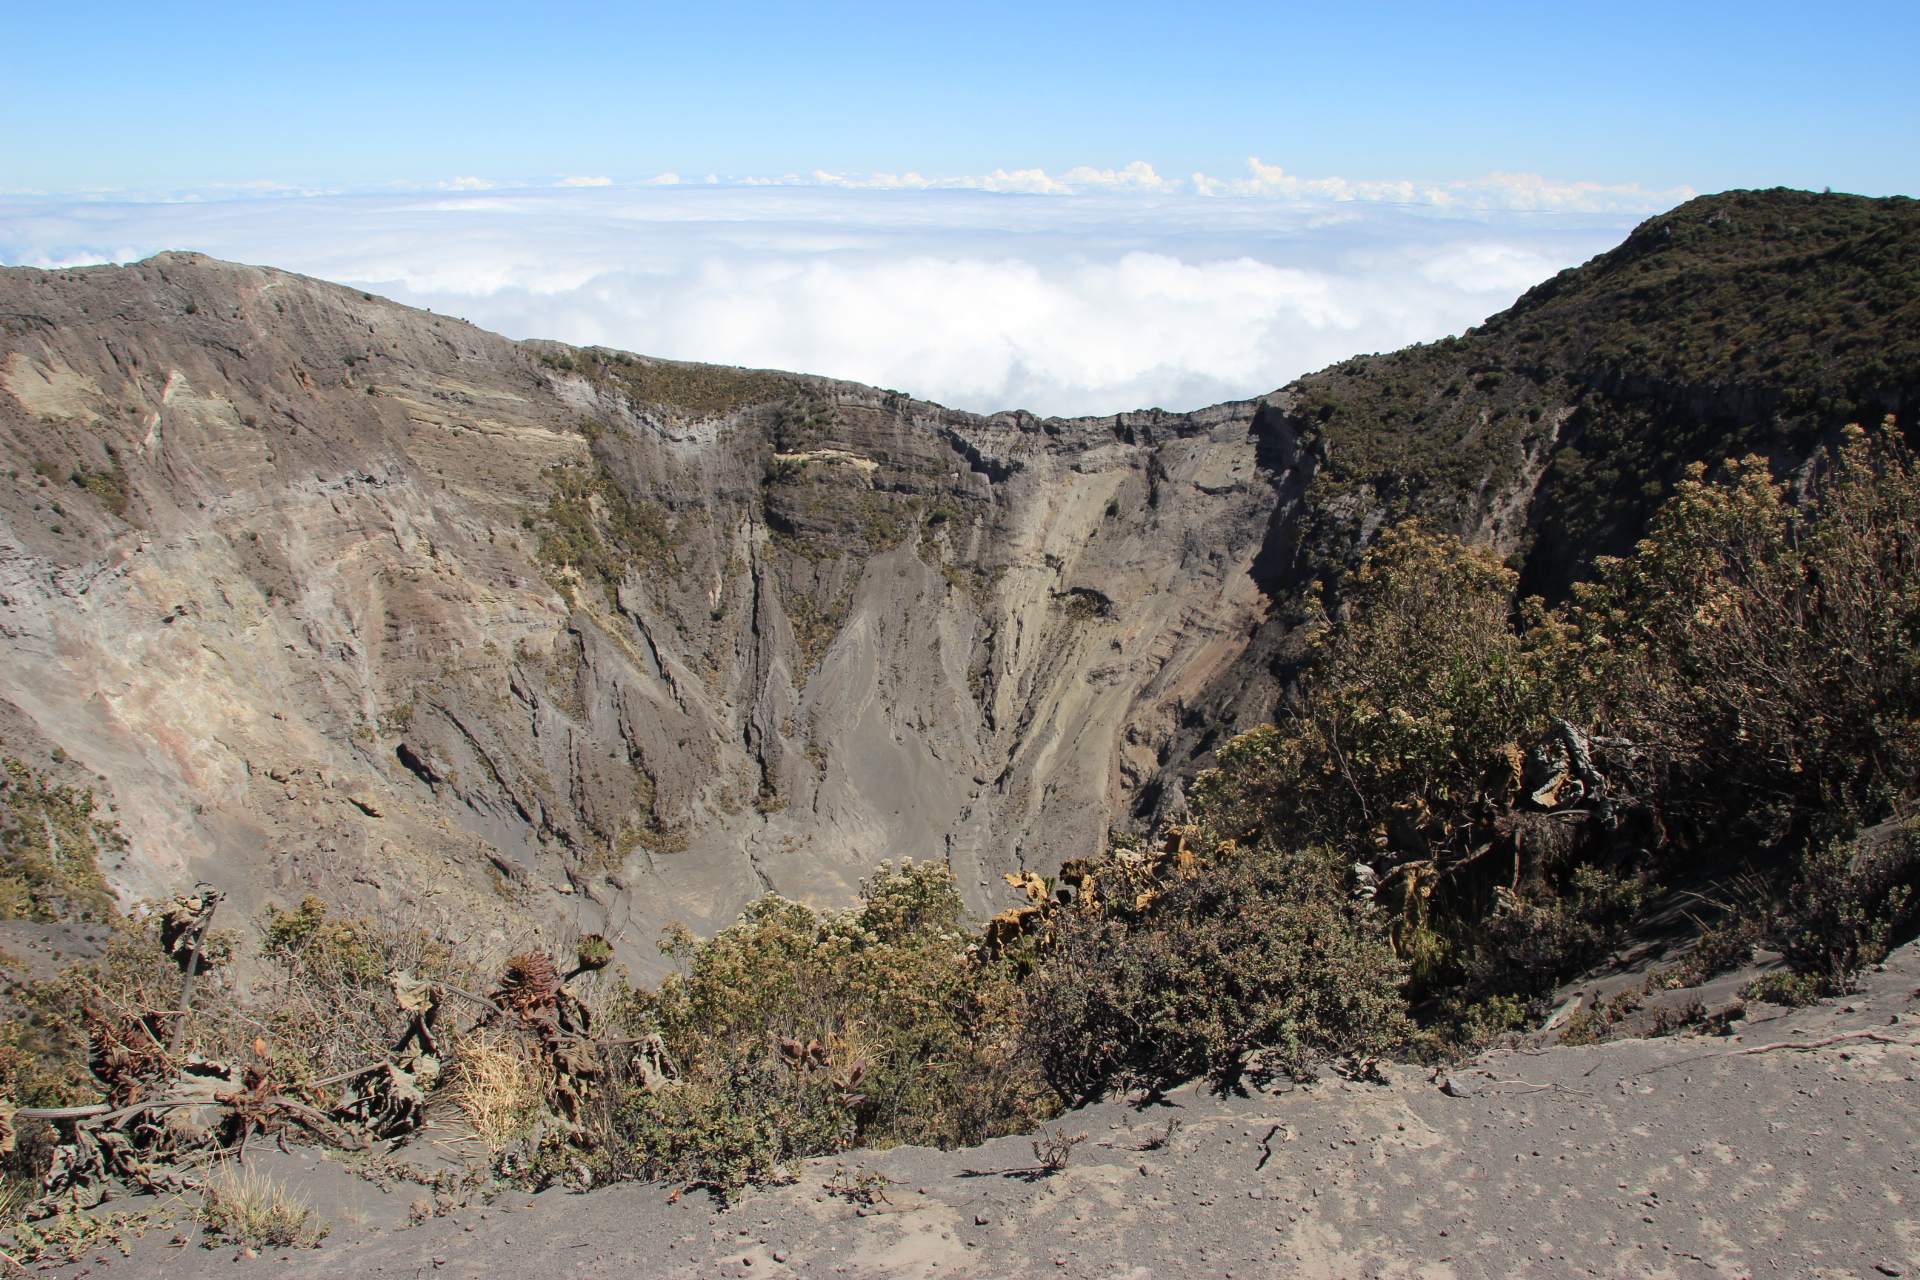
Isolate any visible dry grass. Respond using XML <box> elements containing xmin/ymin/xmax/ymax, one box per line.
<box><xmin>198</xmin><ymin>1166</ymin><xmax>327</xmax><ymax>1250</ymax></box>
<box><xmin>446</xmin><ymin>1032</ymin><xmax>544</xmax><ymax>1150</ymax></box>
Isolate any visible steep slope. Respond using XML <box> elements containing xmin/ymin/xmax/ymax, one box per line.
<box><xmin>0</xmin><ymin>252</ymin><xmax>1284</xmax><ymax>965</ymax></box>
<box><xmin>2</xmin><ymin>188</ymin><xmax>1914</xmax><ymax>968</ymax></box>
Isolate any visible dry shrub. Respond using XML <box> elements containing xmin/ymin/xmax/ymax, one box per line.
<box><xmin>198</xmin><ymin>1166</ymin><xmax>327</xmax><ymax>1250</ymax></box>
<box><xmin>446</xmin><ymin>1032</ymin><xmax>544</xmax><ymax>1150</ymax></box>
<box><xmin>254</xmin><ymin>896</ymin><xmax>498</xmax><ymax>1086</ymax></box>
<box><xmin>8</xmin><ymin>907</ymin><xmax>244</xmax><ymax>1105</ymax></box>
<box><xmin>1581</xmin><ymin>421</ymin><xmax>1920</xmax><ymax>841</ymax></box>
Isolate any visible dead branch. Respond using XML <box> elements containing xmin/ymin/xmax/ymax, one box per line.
<box><xmin>13</xmin><ymin>1105</ymin><xmax>111</xmax><ymax>1121</ymax></box>
<box><xmin>1720</xmin><ymin>1029</ymin><xmax>1908</xmax><ymax>1056</ymax></box>
<box><xmin>300</xmin><ymin>1061</ymin><xmax>390</xmax><ymax>1091</ymax></box>
<box><xmin>167</xmin><ymin>886</ymin><xmax>224</xmax><ymax>1057</ymax></box>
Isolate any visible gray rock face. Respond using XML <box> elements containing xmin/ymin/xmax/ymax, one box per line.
<box><xmin>0</xmin><ymin>253</ymin><xmax>1525</xmax><ymax>971</ymax></box>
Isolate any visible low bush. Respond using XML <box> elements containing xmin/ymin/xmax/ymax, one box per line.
<box><xmin>605</xmin><ymin>858</ymin><xmax>1048</xmax><ymax>1192</ymax></box>
<box><xmin>254</xmin><ymin>895</ymin><xmax>496</xmax><ymax>1086</ymax></box>
<box><xmin>1465</xmin><ymin>865</ymin><xmax>1658</xmax><ymax>1000</ymax></box>
<box><xmin>1740</xmin><ymin>970</ymin><xmax>1827</xmax><ymax>1008</ymax></box>
<box><xmin>1019</xmin><ymin>838</ymin><xmax>1408</xmax><ymax>1103</ymax></box>
<box><xmin>1773</xmin><ymin>820</ymin><xmax>1920</xmax><ymax>996</ymax></box>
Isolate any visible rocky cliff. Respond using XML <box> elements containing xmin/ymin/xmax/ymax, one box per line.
<box><xmin>0</xmin><ymin>250</ymin><xmax>1297</xmax><ymax>967</ymax></box>
<box><xmin>2</xmin><ymin>188</ymin><xmax>1913</xmax><ymax>970</ymax></box>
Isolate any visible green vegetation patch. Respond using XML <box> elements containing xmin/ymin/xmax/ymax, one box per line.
<box><xmin>1283</xmin><ymin>189</ymin><xmax>1920</xmax><ymax>590</ymax></box>
<box><xmin>608</xmin><ymin>859</ymin><xmax>1049</xmax><ymax>1191</ymax></box>
<box><xmin>540</xmin><ymin>347</ymin><xmax>791</xmax><ymax>416</ymax></box>
<box><xmin>527</xmin><ymin>462</ymin><xmax>678</xmax><ymax>607</ymax></box>
<box><xmin>0</xmin><ymin>760</ymin><xmax>122</xmax><ymax>925</ymax></box>
<box><xmin>68</xmin><ymin>449</ymin><xmax>131</xmax><ymax>519</ymax></box>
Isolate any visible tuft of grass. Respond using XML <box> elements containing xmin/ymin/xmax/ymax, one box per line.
<box><xmin>447</xmin><ymin>1033</ymin><xmax>545</xmax><ymax>1150</ymax></box>
<box><xmin>198</xmin><ymin>1167</ymin><xmax>328</xmax><ymax>1250</ymax></box>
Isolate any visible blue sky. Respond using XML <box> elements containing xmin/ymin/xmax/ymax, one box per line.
<box><xmin>4</xmin><ymin>0</ymin><xmax>1915</xmax><ymax>195</ymax></box>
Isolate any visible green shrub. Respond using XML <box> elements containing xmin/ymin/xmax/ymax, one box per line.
<box><xmin>1577</xmin><ymin>421</ymin><xmax>1920</xmax><ymax>842</ymax></box>
<box><xmin>1650</xmin><ymin>916</ymin><xmax>1764</xmax><ymax>989</ymax></box>
<box><xmin>608</xmin><ymin>859</ymin><xmax>1047</xmax><ymax>1191</ymax></box>
<box><xmin>1774</xmin><ymin>821</ymin><xmax>1919</xmax><ymax>993</ymax></box>
<box><xmin>610</xmin><ymin>1057</ymin><xmax>857</xmax><ymax>1192</ymax></box>
<box><xmin>1018</xmin><ymin>839</ymin><xmax>1409</xmax><ymax>1103</ymax></box>
<box><xmin>1469</xmin><ymin>865</ymin><xmax>1657</xmax><ymax>999</ymax></box>
<box><xmin>69</xmin><ymin>458</ymin><xmax>131</xmax><ymax>518</ymax></box>
<box><xmin>1558</xmin><ymin>988</ymin><xmax>1643</xmax><ymax>1046</ymax></box>
<box><xmin>1192</xmin><ymin>525</ymin><xmax>1576</xmax><ymax>860</ymax></box>
<box><xmin>1740</xmin><ymin>970</ymin><xmax>1827</xmax><ymax>1007</ymax></box>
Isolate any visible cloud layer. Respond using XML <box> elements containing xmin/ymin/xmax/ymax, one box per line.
<box><xmin>0</xmin><ymin>163</ymin><xmax>1683</xmax><ymax>417</ymax></box>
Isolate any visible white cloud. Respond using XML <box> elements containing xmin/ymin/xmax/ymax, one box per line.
<box><xmin>0</xmin><ymin>168</ymin><xmax>1680</xmax><ymax>416</ymax></box>
<box><xmin>1184</xmin><ymin>160</ymin><xmax>1695</xmax><ymax>215</ymax></box>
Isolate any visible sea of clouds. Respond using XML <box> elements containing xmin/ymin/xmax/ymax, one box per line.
<box><xmin>0</xmin><ymin>162</ymin><xmax>1692</xmax><ymax>417</ymax></box>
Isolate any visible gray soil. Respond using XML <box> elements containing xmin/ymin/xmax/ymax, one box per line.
<box><xmin>36</xmin><ymin>942</ymin><xmax>1920</xmax><ymax>1279</ymax></box>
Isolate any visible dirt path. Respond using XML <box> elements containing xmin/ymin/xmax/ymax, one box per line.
<box><xmin>37</xmin><ymin>944</ymin><xmax>1920</xmax><ymax>1280</ymax></box>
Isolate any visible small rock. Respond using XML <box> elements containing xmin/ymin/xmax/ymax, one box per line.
<box><xmin>771</xmin><ymin>1252</ymin><xmax>786</xmax><ymax>1264</ymax></box>
<box><xmin>975</xmin><ymin>1213</ymin><xmax>992</xmax><ymax>1225</ymax></box>
<box><xmin>1876</xmin><ymin>1265</ymin><xmax>1906</xmax><ymax>1277</ymax></box>
<box><xmin>1441</xmin><ymin>1076</ymin><xmax>1480</xmax><ymax>1098</ymax></box>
